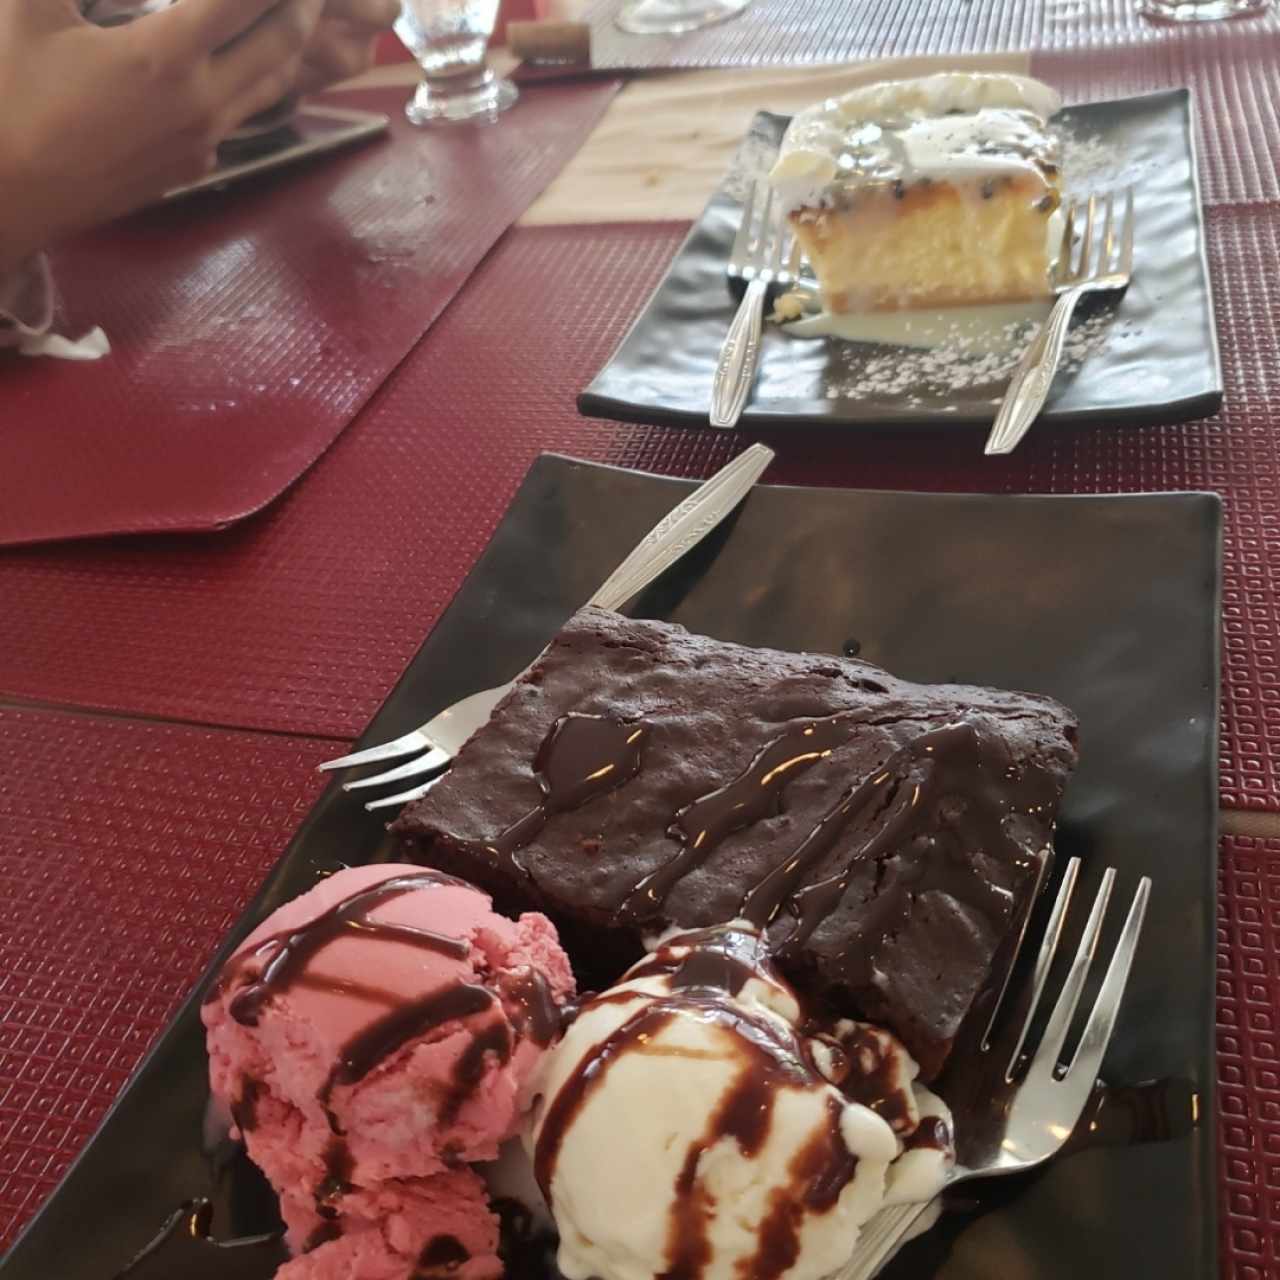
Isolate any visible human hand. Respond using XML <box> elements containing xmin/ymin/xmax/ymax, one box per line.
<box><xmin>0</xmin><ymin>0</ymin><xmax>325</xmax><ymax>272</ymax></box>
<box><xmin>296</xmin><ymin>0</ymin><xmax>399</xmax><ymax>95</ymax></box>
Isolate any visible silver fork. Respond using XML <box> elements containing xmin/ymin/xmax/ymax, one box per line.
<box><xmin>985</xmin><ymin>188</ymin><xmax>1136</xmax><ymax>457</ymax></box>
<box><xmin>839</xmin><ymin>858</ymin><xmax>1151</xmax><ymax>1280</ymax></box>
<box><xmin>709</xmin><ymin>179</ymin><xmax>791</xmax><ymax>429</ymax></box>
<box><xmin>318</xmin><ymin>444</ymin><xmax>775</xmax><ymax>810</ymax></box>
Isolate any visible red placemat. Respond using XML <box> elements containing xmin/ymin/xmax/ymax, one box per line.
<box><xmin>560</xmin><ymin>0</ymin><xmax>1280</xmax><ymax>70</ymax></box>
<box><xmin>0</xmin><ymin>707</ymin><xmax>332</xmax><ymax>1251</ymax></box>
<box><xmin>0</xmin><ymin>207</ymin><xmax>1276</xmax><ymax>804</ymax></box>
<box><xmin>1034</xmin><ymin>34</ymin><xmax>1280</xmax><ymax>207</ymax></box>
<box><xmin>0</xmin><ymin>78</ymin><xmax>619</xmax><ymax>549</ymax></box>
<box><xmin>1216</xmin><ymin>834</ymin><xmax>1280</xmax><ymax>1280</ymax></box>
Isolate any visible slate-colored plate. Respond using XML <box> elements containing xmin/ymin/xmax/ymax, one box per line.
<box><xmin>579</xmin><ymin>91</ymin><xmax>1223</xmax><ymax>431</ymax></box>
<box><xmin>0</xmin><ymin>456</ymin><xmax>1220</xmax><ymax>1280</ymax></box>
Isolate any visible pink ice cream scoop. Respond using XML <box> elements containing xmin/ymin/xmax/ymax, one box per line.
<box><xmin>202</xmin><ymin>863</ymin><xmax>576</xmax><ymax>1280</ymax></box>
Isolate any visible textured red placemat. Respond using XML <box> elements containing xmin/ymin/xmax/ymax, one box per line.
<box><xmin>0</xmin><ymin>78</ymin><xmax>619</xmax><ymax>549</ymax></box>
<box><xmin>0</xmin><ymin>707</ymin><xmax>332</xmax><ymax>1252</ymax></box>
<box><xmin>1216</xmin><ymin>834</ymin><xmax>1280</xmax><ymax>1280</ymax></box>
<box><xmin>0</xmin><ymin>207</ymin><xmax>1276</xmax><ymax>803</ymax></box>
<box><xmin>1034</xmin><ymin>33</ymin><xmax>1280</xmax><ymax>207</ymax></box>
<box><xmin>569</xmin><ymin>0</ymin><xmax>1280</xmax><ymax>69</ymax></box>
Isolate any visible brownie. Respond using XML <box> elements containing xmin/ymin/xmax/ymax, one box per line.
<box><xmin>393</xmin><ymin>606</ymin><xmax>1078</xmax><ymax>1080</ymax></box>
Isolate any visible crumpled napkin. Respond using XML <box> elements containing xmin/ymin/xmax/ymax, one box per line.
<box><xmin>1</xmin><ymin>254</ymin><xmax>111</xmax><ymax>362</ymax></box>
<box><xmin>19</xmin><ymin>327</ymin><xmax>112</xmax><ymax>361</ymax></box>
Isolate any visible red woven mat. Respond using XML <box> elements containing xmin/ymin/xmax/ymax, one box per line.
<box><xmin>567</xmin><ymin>0</ymin><xmax>1280</xmax><ymax>69</ymax></box>
<box><xmin>0</xmin><ymin>79</ymin><xmax>618</xmax><ymax>549</ymax></box>
<box><xmin>0</xmin><ymin>707</ymin><xmax>331</xmax><ymax>1251</ymax></box>
<box><xmin>1034</xmin><ymin>34</ymin><xmax>1280</xmax><ymax>207</ymax></box>
<box><xmin>1217</xmin><ymin>834</ymin><xmax>1280</xmax><ymax>1280</ymax></box>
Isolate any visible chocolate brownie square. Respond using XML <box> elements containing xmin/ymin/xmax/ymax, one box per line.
<box><xmin>393</xmin><ymin>607</ymin><xmax>1077</xmax><ymax>1079</ymax></box>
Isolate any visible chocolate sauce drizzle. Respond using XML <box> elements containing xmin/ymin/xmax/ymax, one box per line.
<box><xmin>608</xmin><ymin>716</ymin><xmax>1055</xmax><ymax>967</ymax></box>
<box><xmin>619</xmin><ymin>714</ymin><xmax>867</xmax><ymax>922</ymax></box>
<box><xmin>111</xmin><ymin>1199</ymin><xmax>284</xmax><ymax>1278</ymax></box>
<box><xmin>533</xmin><ymin>995</ymin><xmax>819</xmax><ymax>1198</ymax></box>
<box><xmin>319</xmin><ymin>983</ymin><xmax>497</xmax><ymax>1106</ymax></box>
<box><xmin>415</xmin><ymin>1234</ymin><xmax>470</xmax><ymax>1277</ymax></box>
<box><xmin>904</xmin><ymin>1114</ymin><xmax>952</xmax><ymax>1152</ymax></box>
<box><xmin>625</xmin><ymin>925</ymin><xmax>776</xmax><ymax>999</ymax></box>
<box><xmin>209</xmin><ymin>870</ymin><xmax>472</xmax><ymax>1026</ymax></box>
<box><xmin>738</xmin><ymin>722</ymin><xmax>1052</xmax><ymax>958</ymax></box>
<box><xmin>231</xmin><ymin>1077</ymin><xmax>261</xmax><ymax>1134</ymax></box>
<box><xmin>828</xmin><ymin>1024</ymin><xmax>915</xmax><ymax>1134</ymax></box>
<box><xmin>501</xmin><ymin>965</ymin><xmax>565</xmax><ymax>1046</ymax></box>
<box><xmin>478</xmin><ymin>713</ymin><xmax>648</xmax><ymax>877</ymax></box>
<box><xmin>535</xmin><ymin>932</ymin><xmax>861</xmax><ymax>1280</ymax></box>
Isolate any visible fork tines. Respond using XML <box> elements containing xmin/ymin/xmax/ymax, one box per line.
<box><xmin>729</xmin><ymin>179</ymin><xmax>789</xmax><ymax>287</ymax></box>
<box><xmin>1057</xmin><ymin>186</ymin><xmax>1136</xmax><ymax>286</ymax></box>
<box><xmin>999</xmin><ymin>857</ymin><xmax>1151</xmax><ymax>1095</ymax></box>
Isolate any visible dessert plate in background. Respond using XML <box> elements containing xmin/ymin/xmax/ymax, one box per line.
<box><xmin>579</xmin><ymin>90</ymin><xmax>1223</xmax><ymax>431</ymax></box>
<box><xmin>0</xmin><ymin>456</ymin><xmax>1220</xmax><ymax>1280</ymax></box>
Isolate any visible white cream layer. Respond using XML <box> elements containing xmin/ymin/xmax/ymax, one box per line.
<box><xmin>769</xmin><ymin>72</ymin><xmax>1062</xmax><ymax>213</ymax></box>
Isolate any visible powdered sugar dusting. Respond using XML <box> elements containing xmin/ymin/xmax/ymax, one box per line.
<box><xmin>814</xmin><ymin>307</ymin><xmax>1132</xmax><ymax>403</ymax></box>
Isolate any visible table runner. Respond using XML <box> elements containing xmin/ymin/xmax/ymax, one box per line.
<box><xmin>0</xmin><ymin>208</ymin><xmax>1277</xmax><ymax>804</ymax></box>
<box><xmin>1216</xmin><ymin>834</ymin><xmax>1280</xmax><ymax>1280</ymax></box>
<box><xmin>0</xmin><ymin>707</ymin><xmax>331</xmax><ymax>1250</ymax></box>
<box><xmin>0</xmin><ymin>79</ymin><xmax>619</xmax><ymax>548</ymax></box>
<box><xmin>564</xmin><ymin>0</ymin><xmax>1280</xmax><ymax>69</ymax></box>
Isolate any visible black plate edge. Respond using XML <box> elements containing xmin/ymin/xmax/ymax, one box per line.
<box><xmin>576</xmin><ymin>384</ymin><xmax>1226</xmax><ymax>433</ymax></box>
<box><xmin>1183</xmin><ymin>88</ymin><xmax>1225</xmax><ymax>409</ymax></box>
<box><xmin>578</xmin><ymin>88</ymin><xmax>1226</xmax><ymax>433</ymax></box>
<box><xmin>1171</xmin><ymin>484</ymin><xmax>1223</xmax><ymax>1280</ymax></box>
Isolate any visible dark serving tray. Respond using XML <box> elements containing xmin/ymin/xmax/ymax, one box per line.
<box><xmin>1</xmin><ymin>455</ymin><xmax>1221</xmax><ymax>1279</ymax></box>
<box><xmin>580</xmin><ymin>91</ymin><xmax>1223</xmax><ymax>433</ymax></box>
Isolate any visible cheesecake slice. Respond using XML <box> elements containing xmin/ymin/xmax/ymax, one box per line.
<box><xmin>768</xmin><ymin>73</ymin><xmax>1063</xmax><ymax>314</ymax></box>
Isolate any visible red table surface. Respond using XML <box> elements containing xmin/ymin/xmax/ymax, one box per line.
<box><xmin>0</xmin><ymin>79</ymin><xmax>618</xmax><ymax>548</ymax></box>
<box><xmin>0</xmin><ymin>706</ymin><xmax>331</xmax><ymax>1251</ymax></box>
<box><xmin>0</xmin><ymin>700</ymin><xmax>1271</xmax><ymax>1275</ymax></box>
<box><xmin>0</xmin><ymin>207</ymin><xmax>1277</xmax><ymax>805</ymax></box>
<box><xmin>571</xmin><ymin>0</ymin><xmax>1280</xmax><ymax>66</ymax></box>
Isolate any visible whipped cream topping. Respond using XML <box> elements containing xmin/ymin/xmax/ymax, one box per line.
<box><xmin>769</xmin><ymin>72</ymin><xmax>1063</xmax><ymax>213</ymax></box>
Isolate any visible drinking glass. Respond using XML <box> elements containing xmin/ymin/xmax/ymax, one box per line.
<box><xmin>1139</xmin><ymin>0</ymin><xmax>1269</xmax><ymax>18</ymax></box>
<box><xmin>614</xmin><ymin>0</ymin><xmax>753</xmax><ymax>35</ymax></box>
<box><xmin>395</xmin><ymin>0</ymin><xmax>518</xmax><ymax>125</ymax></box>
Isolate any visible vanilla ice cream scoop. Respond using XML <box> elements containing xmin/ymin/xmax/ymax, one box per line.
<box><xmin>526</xmin><ymin>924</ymin><xmax>952</xmax><ymax>1280</ymax></box>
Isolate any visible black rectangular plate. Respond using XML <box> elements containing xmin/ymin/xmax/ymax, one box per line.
<box><xmin>1</xmin><ymin>456</ymin><xmax>1220</xmax><ymax>1280</ymax></box>
<box><xmin>579</xmin><ymin>91</ymin><xmax>1224</xmax><ymax>431</ymax></box>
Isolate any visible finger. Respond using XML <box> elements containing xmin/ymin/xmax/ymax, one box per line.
<box><xmin>209</xmin><ymin>0</ymin><xmax>322</xmax><ymax>99</ymax></box>
<box><xmin>319</xmin><ymin>0</ymin><xmax>398</xmax><ymax>29</ymax></box>
<box><xmin>293</xmin><ymin>23</ymin><xmax>378</xmax><ymax>93</ymax></box>
<box><xmin>150</xmin><ymin>0</ymin><xmax>286</xmax><ymax>56</ymax></box>
<box><xmin>222</xmin><ymin>70</ymin><xmax>299</xmax><ymax>130</ymax></box>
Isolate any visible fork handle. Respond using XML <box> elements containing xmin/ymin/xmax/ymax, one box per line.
<box><xmin>709</xmin><ymin>276</ymin><xmax>768</xmax><ymax>430</ymax></box>
<box><xmin>984</xmin><ymin>287</ymin><xmax>1084</xmax><ymax>456</ymax></box>
<box><xmin>587</xmin><ymin>443</ymin><xmax>774</xmax><ymax>613</ymax></box>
